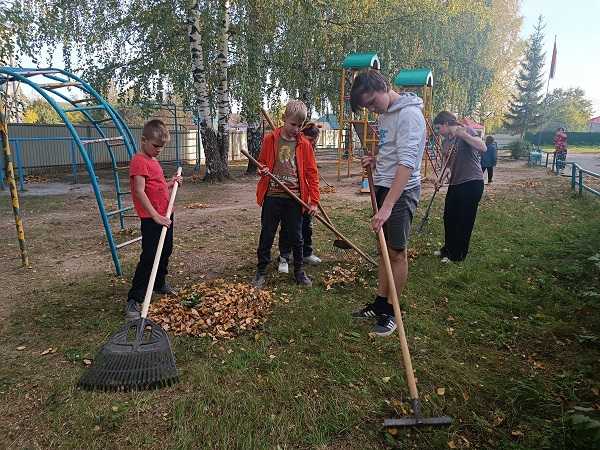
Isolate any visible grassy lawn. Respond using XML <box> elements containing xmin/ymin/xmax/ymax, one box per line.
<box><xmin>541</xmin><ymin>145</ymin><xmax>600</xmax><ymax>154</ymax></box>
<box><xmin>2</xmin><ymin>179</ymin><xmax>600</xmax><ymax>449</ymax></box>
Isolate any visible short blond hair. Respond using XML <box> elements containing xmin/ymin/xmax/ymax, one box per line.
<box><xmin>142</xmin><ymin>119</ymin><xmax>170</xmax><ymax>142</ymax></box>
<box><xmin>284</xmin><ymin>100</ymin><xmax>307</xmax><ymax>124</ymax></box>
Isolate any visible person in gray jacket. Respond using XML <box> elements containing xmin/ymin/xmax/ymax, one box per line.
<box><xmin>348</xmin><ymin>70</ymin><xmax>426</xmax><ymax>337</ymax></box>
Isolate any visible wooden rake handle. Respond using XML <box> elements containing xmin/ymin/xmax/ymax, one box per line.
<box><xmin>240</xmin><ymin>148</ymin><xmax>376</xmax><ymax>266</ymax></box>
<box><xmin>365</xmin><ymin>163</ymin><xmax>419</xmax><ymax>401</ymax></box>
<box><xmin>141</xmin><ymin>167</ymin><xmax>182</xmax><ymax>318</ymax></box>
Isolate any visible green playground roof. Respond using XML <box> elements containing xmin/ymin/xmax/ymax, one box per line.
<box><xmin>393</xmin><ymin>69</ymin><xmax>433</xmax><ymax>87</ymax></box>
<box><xmin>342</xmin><ymin>53</ymin><xmax>381</xmax><ymax>70</ymax></box>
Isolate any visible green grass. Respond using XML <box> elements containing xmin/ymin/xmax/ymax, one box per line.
<box><xmin>541</xmin><ymin>145</ymin><xmax>600</xmax><ymax>154</ymax></box>
<box><xmin>2</xmin><ymin>180</ymin><xmax>600</xmax><ymax>449</ymax></box>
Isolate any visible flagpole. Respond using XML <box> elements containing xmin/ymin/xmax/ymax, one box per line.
<box><xmin>537</xmin><ymin>35</ymin><xmax>557</xmax><ymax>150</ymax></box>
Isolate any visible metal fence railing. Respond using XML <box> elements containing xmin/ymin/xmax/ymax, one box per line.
<box><xmin>567</xmin><ymin>162</ymin><xmax>600</xmax><ymax>198</ymax></box>
<box><xmin>528</xmin><ymin>150</ymin><xmax>600</xmax><ymax>199</ymax></box>
<box><xmin>0</xmin><ymin>123</ymin><xmax>251</xmax><ymax>191</ymax></box>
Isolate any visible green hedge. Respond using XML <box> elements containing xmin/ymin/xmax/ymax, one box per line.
<box><xmin>525</xmin><ymin>131</ymin><xmax>600</xmax><ymax>146</ymax></box>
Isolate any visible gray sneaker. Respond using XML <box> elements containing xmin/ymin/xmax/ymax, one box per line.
<box><xmin>303</xmin><ymin>254</ymin><xmax>322</xmax><ymax>265</ymax></box>
<box><xmin>154</xmin><ymin>282</ymin><xmax>177</xmax><ymax>295</ymax></box>
<box><xmin>278</xmin><ymin>256</ymin><xmax>289</xmax><ymax>274</ymax></box>
<box><xmin>125</xmin><ymin>299</ymin><xmax>141</xmax><ymax>321</ymax></box>
<box><xmin>253</xmin><ymin>273</ymin><xmax>266</xmax><ymax>289</ymax></box>
<box><xmin>295</xmin><ymin>272</ymin><xmax>312</xmax><ymax>287</ymax></box>
<box><xmin>372</xmin><ymin>314</ymin><xmax>397</xmax><ymax>337</ymax></box>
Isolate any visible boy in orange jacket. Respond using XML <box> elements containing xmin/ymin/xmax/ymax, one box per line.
<box><xmin>253</xmin><ymin>100</ymin><xmax>320</xmax><ymax>288</ymax></box>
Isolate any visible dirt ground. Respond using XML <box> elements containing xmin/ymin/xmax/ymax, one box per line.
<box><xmin>0</xmin><ymin>158</ymin><xmax>554</xmax><ymax>331</ymax></box>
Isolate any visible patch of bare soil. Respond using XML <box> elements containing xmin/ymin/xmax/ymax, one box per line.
<box><xmin>0</xmin><ymin>158</ymin><xmax>557</xmax><ymax>329</ymax></box>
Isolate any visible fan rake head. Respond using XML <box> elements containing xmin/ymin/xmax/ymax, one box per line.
<box><xmin>78</xmin><ymin>318</ymin><xmax>179</xmax><ymax>392</ymax></box>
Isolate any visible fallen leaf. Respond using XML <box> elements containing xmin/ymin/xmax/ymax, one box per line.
<box><xmin>511</xmin><ymin>430</ymin><xmax>524</xmax><ymax>437</ymax></box>
<box><xmin>462</xmin><ymin>392</ymin><xmax>470</xmax><ymax>401</ymax></box>
<box><xmin>40</xmin><ymin>347</ymin><xmax>53</xmax><ymax>356</ymax></box>
<box><xmin>16</xmin><ymin>346</ymin><xmax>26</xmax><ymax>351</ymax></box>
<box><xmin>83</xmin><ymin>359</ymin><xmax>92</xmax><ymax>366</ymax></box>
<box><xmin>448</xmin><ymin>441</ymin><xmax>457</xmax><ymax>449</ymax></box>
<box><xmin>111</xmin><ymin>406</ymin><xmax>119</xmax><ymax>412</ymax></box>
<box><xmin>437</xmin><ymin>387</ymin><xmax>446</xmax><ymax>396</ymax></box>
<box><xmin>269</xmin><ymin>354</ymin><xmax>276</xmax><ymax>359</ymax></box>
<box><xmin>382</xmin><ymin>376</ymin><xmax>391</xmax><ymax>383</ymax></box>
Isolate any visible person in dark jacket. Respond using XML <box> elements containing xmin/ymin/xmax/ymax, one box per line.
<box><xmin>481</xmin><ymin>135</ymin><xmax>497</xmax><ymax>183</ymax></box>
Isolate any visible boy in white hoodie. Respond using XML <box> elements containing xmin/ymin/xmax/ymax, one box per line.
<box><xmin>349</xmin><ymin>70</ymin><xmax>426</xmax><ymax>336</ymax></box>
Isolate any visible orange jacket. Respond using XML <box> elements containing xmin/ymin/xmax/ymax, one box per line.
<box><xmin>256</xmin><ymin>127</ymin><xmax>320</xmax><ymax>209</ymax></box>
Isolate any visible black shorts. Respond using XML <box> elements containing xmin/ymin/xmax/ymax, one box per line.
<box><xmin>375</xmin><ymin>185</ymin><xmax>420</xmax><ymax>250</ymax></box>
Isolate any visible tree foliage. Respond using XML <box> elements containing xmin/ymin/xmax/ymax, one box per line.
<box><xmin>5</xmin><ymin>0</ymin><xmax>525</xmax><ymax>172</ymax></box>
<box><xmin>542</xmin><ymin>88</ymin><xmax>594</xmax><ymax>132</ymax></box>
<box><xmin>504</xmin><ymin>15</ymin><xmax>546</xmax><ymax>136</ymax></box>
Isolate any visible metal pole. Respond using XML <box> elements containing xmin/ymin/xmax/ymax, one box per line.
<box><xmin>1</xmin><ymin>114</ymin><xmax>29</xmax><ymax>268</ymax></box>
<box><xmin>571</xmin><ymin>163</ymin><xmax>577</xmax><ymax>190</ymax></box>
<box><xmin>70</xmin><ymin>140</ymin><xmax>79</xmax><ymax>183</ymax></box>
<box><xmin>578</xmin><ymin>169</ymin><xmax>583</xmax><ymax>195</ymax></box>
<box><xmin>14</xmin><ymin>141</ymin><xmax>25</xmax><ymax>191</ymax></box>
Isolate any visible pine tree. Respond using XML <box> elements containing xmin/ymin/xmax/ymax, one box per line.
<box><xmin>504</xmin><ymin>15</ymin><xmax>546</xmax><ymax>137</ymax></box>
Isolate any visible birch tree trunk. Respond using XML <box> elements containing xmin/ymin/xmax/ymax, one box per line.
<box><xmin>187</xmin><ymin>0</ymin><xmax>228</xmax><ymax>182</ymax></box>
<box><xmin>244</xmin><ymin>0</ymin><xmax>264</xmax><ymax>174</ymax></box>
<box><xmin>212</xmin><ymin>0</ymin><xmax>231</xmax><ymax>180</ymax></box>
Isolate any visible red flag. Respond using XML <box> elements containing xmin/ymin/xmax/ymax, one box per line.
<box><xmin>550</xmin><ymin>36</ymin><xmax>557</xmax><ymax>79</ymax></box>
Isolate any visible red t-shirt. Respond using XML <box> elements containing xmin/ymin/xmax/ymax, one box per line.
<box><xmin>129</xmin><ymin>153</ymin><xmax>169</xmax><ymax>218</ymax></box>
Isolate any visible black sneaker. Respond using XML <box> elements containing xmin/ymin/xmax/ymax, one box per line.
<box><xmin>253</xmin><ymin>273</ymin><xmax>266</xmax><ymax>289</ymax></box>
<box><xmin>154</xmin><ymin>282</ymin><xmax>177</xmax><ymax>295</ymax></box>
<box><xmin>125</xmin><ymin>299</ymin><xmax>141</xmax><ymax>321</ymax></box>
<box><xmin>351</xmin><ymin>302</ymin><xmax>380</xmax><ymax>319</ymax></box>
<box><xmin>295</xmin><ymin>272</ymin><xmax>312</xmax><ymax>287</ymax></box>
<box><xmin>372</xmin><ymin>314</ymin><xmax>397</xmax><ymax>337</ymax></box>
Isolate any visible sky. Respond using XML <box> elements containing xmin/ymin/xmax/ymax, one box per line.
<box><xmin>520</xmin><ymin>0</ymin><xmax>600</xmax><ymax>116</ymax></box>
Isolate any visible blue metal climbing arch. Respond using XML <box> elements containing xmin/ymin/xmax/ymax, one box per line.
<box><xmin>0</xmin><ymin>67</ymin><xmax>138</xmax><ymax>275</ymax></box>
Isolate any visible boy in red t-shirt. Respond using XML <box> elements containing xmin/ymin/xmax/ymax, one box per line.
<box><xmin>126</xmin><ymin>119</ymin><xmax>182</xmax><ymax>321</ymax></box>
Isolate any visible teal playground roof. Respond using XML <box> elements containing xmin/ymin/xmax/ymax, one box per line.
<box><xmin>342</xmin><ymin>53</ymin><xmax>380</xmax><ymax>70</ymax></box>
<box><xmin>393</xmin><ymin>69</ymin><xmax>433</xmax><ymax>87</ymax></box>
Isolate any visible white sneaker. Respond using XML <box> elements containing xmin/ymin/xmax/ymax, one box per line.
<box><xmin>278</xmin><ymin>256</ymin><xmax>289</xmax><ymax>274</ymax></box>
<box><xmin>441</xmin><ymin>257</ymin><xmax>451</xmax><ymax>264</ymax></box>
<box><xmin>303</xmin><ymin>254</ymin><xmax>322</xmax><ymax>265</ymax></box>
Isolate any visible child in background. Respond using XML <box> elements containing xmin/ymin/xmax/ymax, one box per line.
<box><xmin>277</xmin><ymin>122</ymin><xmax>322</xmax><ymax>274</ymax></box>
<box><xmin>481</xmin><ymin>135</ymin><xmax>497</xmax><ymax>183</ymax></box>
<box><xmin>554</xmin><ymin>127</ymin><xmax>568</xmax><ymax>173</ymax></box>
<box><xmin>126</xmin><ymin>119</ymin><xmax>182</xmax><ymax>321</ymax></box>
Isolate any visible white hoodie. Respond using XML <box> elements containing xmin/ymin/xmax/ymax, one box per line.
<box><xmin>374</xmin><ymin>93</ymin><xmax>426</xmax><ymax>191</ymax></box>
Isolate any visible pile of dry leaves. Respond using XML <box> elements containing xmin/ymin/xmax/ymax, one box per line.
<box><xmin>322</xmin><ymin>265</ymin><xmax>361</xmax><ymax>290</ymax></box>
<box><xmin>149</xmin><ymin>279</ymin><xmax>273</xmax><ymax>340</ymax></box>
<box><xmin>184</xmin><ymin>202</ymin><xmax>211</xmax><ymax>209</ymax></box>
<box><xmin>320</xmin><ymin>186</ymin><xmax>336</xmax><ymax>194</ymax></box>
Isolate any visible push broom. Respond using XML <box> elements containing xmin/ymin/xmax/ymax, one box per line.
<box><xmin>78</xmin><ymin>168</ymin><xmax>182</xmax><ymax>391</ymax></box>
<box><xmin>363</xmin><ymin>162</ymin><xmax>452</xmax><ymax>428</ymax></box>
<box><xmin>240</xmin><ymin>148</ymin><xmax>376</xmax><ymax>266</ymax></box>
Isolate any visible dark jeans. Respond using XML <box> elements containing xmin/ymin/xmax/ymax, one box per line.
<box><xmin>257</xmin><ymin>196</ymin><xmax>303</xmax><ymax>274</ymax></box>
<box><xmin>279</xmin><ymin>212</ymin><xmax>313</xmax><ymax>259</ymax></box>
<box><xmin>128</xmin><ymin>216</ymin><xmax>174</xmax><ymax>302</ymax></box>
<box><xmin>481</xmin><ymin>166</ymin><xmax>494</xmax><ymax>182</ymax></box>
<box><xmin>441</xmin><ymin>180</ymin><xmax>483</xmax><ymax>262</ymax></box>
